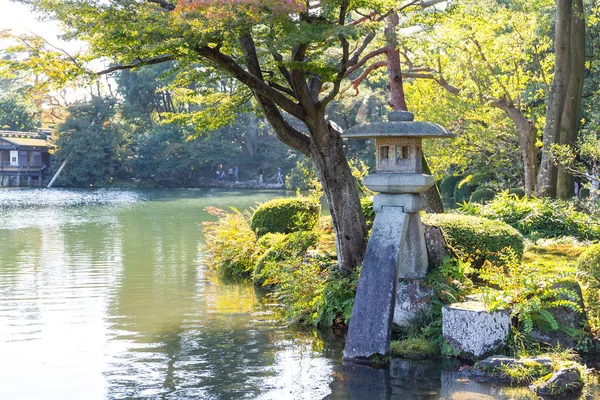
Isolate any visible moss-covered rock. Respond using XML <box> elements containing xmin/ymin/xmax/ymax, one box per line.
<box><xmin>250</xmin><ymin>197</ymin><xmax>320</xmax><ymax>236</ymax></box>
<box><xmin>389</xmin><ymin>338</ymin><xmax>437</xmax><ymax>359</ymax></box>
<box><xmin>422</xmin><ymin>213</ymin><xmax>524</xmax><ymax>268</ymax></box>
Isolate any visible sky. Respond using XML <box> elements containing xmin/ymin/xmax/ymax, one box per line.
<box><xmin>0</xmin><ymin>1</ymin><xmax>64</xmax><ymax>40</ymax></box>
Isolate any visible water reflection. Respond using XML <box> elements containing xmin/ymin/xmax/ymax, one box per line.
<box><xmin>0</xmin><ymin>189</ymin><xmax>595</xmax><ymax>399</ymax></box>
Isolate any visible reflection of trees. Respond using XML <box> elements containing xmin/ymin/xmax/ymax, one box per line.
<box><xmin>104</xmin><ymin>195</ymin><xmax>336</xmax><ymax>399</ymax></box>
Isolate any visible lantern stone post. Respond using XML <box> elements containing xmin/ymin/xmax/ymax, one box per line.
<box><xmin>343</xmin><ymin>111</ymin><xmax>452</xmax><ymax>360</ymax></box>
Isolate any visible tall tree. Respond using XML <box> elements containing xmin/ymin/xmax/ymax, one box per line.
<box><xmin>537</xmin><ymin>0</ymin><xmax>586</xmax><ymax>198</ymax></box>
<box><xmin>378</xmin><ymin>1</ymin><xmax>551</xmax><ymax>197</ymax></box>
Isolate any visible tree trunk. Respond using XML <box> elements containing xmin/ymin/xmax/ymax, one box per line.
<box><xmin>494</xmin><ymin>100</ymin><xmax>538</xmax><ymax>197</ymax></box>
<box><xmin>421</xmin><ymin>155</ymin><xmax>444</xmax><ymax>213</ymax></box>
<box><xmin>386</xmin><ymin>12</ymin><xmax>444</xmax><ymax>212</ymax></box>
<box><xmin>244</xmin><ymin>112</ymin><xmax>259</xmax><ymax>158</ymax></box>
<box><xmin>307</xmin><ymin>119</ymin><xmax>368</xmax><ymax>274</ymax></box>
<box><xmin>537</xmin><ymin>0</ymin><xmax>573</xmax><ymax>197</ymax></box>
<box><xmin>385</xmin><ymin>13</ymin><xmax>407</xmax><ymax>111</ymax></box>
<box><xmin>557</xmin><ymin>0</ymin><xmax>585</xmax><ymax>199</ymax></box>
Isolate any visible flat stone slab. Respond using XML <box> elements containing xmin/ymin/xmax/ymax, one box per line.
<box><xmin>478</xmin><ymin>355</ymin><xmax>553</xmax><ymax>369</ymax></box>
<box><xmin>442</xmin><ymin>301</ymin><xmax>511</xmax><ymax>359</ymax></box>
<box><xmin>344</xmin><ymin>207</ymin><xmax>408</xmax><ymax>360</ymax></box>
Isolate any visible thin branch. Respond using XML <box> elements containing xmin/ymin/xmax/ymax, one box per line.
<box><xmin>268</xmin><ymin>81</ymin><xmax>297</xmax><ymax>98</ymax></box>
<box><xmin>348</xmin><ymin>32</ymin><xmax>376</xmax><ymax>66</ymax></box>
<box><xmin>344</xmin><ymin>47</ymin><xmax>387</xmax><ymax>77</ymax></box>
<box><xmin>350</xmin><ymin>60</ymin><xmax>386</xmax><ymax>89</ymax></box>
<box><xmin>320</xmin><ymin>0</ymin><xmax>350</xmax><ymax>107</ymax></box>
<box><xmin>197</xmin><ymin>44</ymin><xmax>305</xmax><ymax>120</ymax></box>
<box><xmin>96</xmin><ymin>55</ymin><xmax>174</xmax><ymax>75</ymax></box>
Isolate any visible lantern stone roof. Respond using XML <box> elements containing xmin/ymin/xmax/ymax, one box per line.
<box><xmin>342</xmin><ymin>111</ymin><xmax>453</xmax><ymax>139</ymax></box>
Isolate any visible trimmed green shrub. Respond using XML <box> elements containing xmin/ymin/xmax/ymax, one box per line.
<box><xmin>470</xmin><ymin>188</ymin><xmax>496</xmax><ymax>204</ymax></box>
<box><xmin>577</xmin><ymin>243</ymin><xmax>600</xmax><ymax>323</ymax></box>
<box><xmin>251</xmin><ymin>197</ymin><xmax>321</xmax><ymax>236</ymax></box>
<box><xmin>469</xmin><ymin>173</ymin><xmax>493</xmax><ymax>186</ymax></box>
<box><xmin>454</xmin><ymin>181</ymin><xmax>474</xmax><ymax>204</ymax></box>
<box><xmin>422</xmin><ymin>213</ymin><xmax>524</xmax><ymax>268</ymax></box>
<box><xmin>459</xmin><ymin>191</ymin><xmax>600</xmax><ymax>240</ymax></box>
<box><xmin>508</xmin><ymin>187</ymin><xmax>526</xmax><ymax>198</ymax></box>
<box><xmin>439</xmin><ymin>175</ymin><xmax>463</xmax><ymax>199</ymax></box>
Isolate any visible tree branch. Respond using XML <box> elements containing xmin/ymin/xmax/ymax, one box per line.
<box><xmin>96</xmin><ymin>55</ymin><xmax>174</xmax><ymax>75</ymax></box>
<box><xmin>348</xmin><ymin>32</ymin><xmax>376</xmax><ymax>67</ymax></box>
<box><xmin>345</xmin><ymin>47</ymin><xmax>387</xmax><ymax>77</ymax></box>
<box><xmin>350</xmin><ymin>60</ymin><xmax>387</xmax><ymax>90</ymax></box>
<box><xmin>197</xmin><ymin>43</ymin><xmax>305</xmax><ymax>120</ymax></box>
<box><xmin>238</xmin><ymin>33</ymin><xmax>310</xmax><ymax>154</ymax></box>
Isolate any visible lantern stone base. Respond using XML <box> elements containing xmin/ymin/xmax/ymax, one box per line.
<box><xmin>393</xmin><ymin>279</ymin><xmax>434</xmax><ymax>327</ymax></box>
<box><xmin>364</xmin><ymin>173</ymin><xmax>434</xmax><ymax>193</ymax></box>
<box><xmin>373</xmin><ymin>193</ymin><xmax>423</xmax><ymax>213</ymax></box>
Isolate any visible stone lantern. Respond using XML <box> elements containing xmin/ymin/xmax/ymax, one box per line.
<box><xmin>342</xmin><ymin>111</ymin><xmax>452</xmax><ymax>361</ymax></box>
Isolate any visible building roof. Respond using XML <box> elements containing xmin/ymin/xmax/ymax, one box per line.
<box><xmin>0</xmin><ymin>130</ymin><xmax>52</xmax><ymax>149</ymax></box>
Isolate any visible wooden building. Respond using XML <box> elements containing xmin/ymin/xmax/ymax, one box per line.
<box><xmin>0</xmin><ymin>130</ymin><xmax>53</xmax><ymax>186</ymax></box>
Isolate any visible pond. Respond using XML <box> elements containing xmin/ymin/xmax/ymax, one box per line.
<box><xmin>0</xmin><ymin>188</ymin><xmax>594</xmax><ymax>399</ymax></box>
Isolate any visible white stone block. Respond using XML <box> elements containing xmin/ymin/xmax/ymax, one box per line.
<box><xmin>442</xmin><ymin>301</ymin><xmax>511</xmax><ymax>358</ymax></box>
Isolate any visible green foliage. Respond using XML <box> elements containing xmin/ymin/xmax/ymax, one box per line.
<box><xmin>53</xmin><ymin>96</ymin><xmax>124</xmax><ymax>187</ymax></box>
<box><xmin>256</xmin><ymin>237</ymin><xmax>358</xmax><ymax>326</ymax></box>
<box><xmin>202</xmin><ymin>207</ymin><xmax>258</xmax><ymax>279</ymax></box>
<box><xmin>459</xmin><ymin>191</ymin><xmax>600</xmax><ymax>240</ymax></box>
<box><xmin>508</xmin><ymin>188</ymin><xmax>526</xmax><ymax>198</ymax></box>
<box><xmin>470</xmin><ymin>188</ymin><xmax>496</xmax><ymax>204</ymax></box>
<box><xmin>454</xmin><ymin>180</ymin><xmax>474</xmax><ymax>204</ymax></box>
<box><xmin>285</xmin><ymin>155</ymin><xmax>321</xmax><ymax>192</ymax></box>
<box><xmin>395</xmin><ymin>257</ymin><xmax>472</xmax><ymax>354</ymax></box>
<box><xmin>253</xmin><ymin>230</ymin><xmax>319</xmax><ymax>285</ymax></box>
<box><xmin>576</xmin><ymin>243</ymin><xmax>600</xmax><ymax>324</ymax></box>
<box><xmin>480</xmin><ymin>260</ymin><xmax>582</xmax><ymax>340</ymax></box>
<box><xmin>439</xmin><ymin>175</ymin><xmax>463</xmax><ymax>199</ymax></box>
<box><xmin>202</xmin><ymin>202</ymin><xmax>357</xmax><ymax>327</ymax></box>
<box><xmin>422</xmin><ymin>213</ymin><xmax>524</xmax><ymax>268</ymax></box>
<box><xmin>250</xmin><ymin>197</ymin><xmax>321</xmax><ymax>237</ymax></box>
<box><xmin>0</xmin><ymin>96</ymin><xmax>37</xmax><ymax>131</ymax></box>
<box><xmin>389</xmin><ymin>338</ymin><xmax>437</xmax><ymax>359</ymax></box>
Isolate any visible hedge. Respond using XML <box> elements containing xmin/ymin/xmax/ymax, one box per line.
<box><xmin>422</xmin><ymin>213</ymin><xmax>524</xmax><ymax>268</ymax></box>
<box><xmin>439</xmin><ymin>175</ymin><xmax>463</xmax><ymax>199</ymax></box>
<box><xmin>470</xmin><ymin>188</ymin><xmax>495</xmax><ymax>204</ymax></box>
<box><xmin>577</xmin><ymin>243</ymin><xmax>600</xmax><ymax>321</ymax></box>
<box><xmin>250</xmin><ymin>197</ymin><xmax>321</xmax><ymax>236</ymax></box>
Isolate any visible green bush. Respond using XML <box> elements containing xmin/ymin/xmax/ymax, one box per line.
<box><xmin>422</xmin><ymin>213</ymin><xmax>524</xmax><ymax>268</ymax></box>
<box><xmin>577</xmin><ymin>243</ymin><xmax>600</xmax><ymax>323</ymax></box>
<box><xmin>203</xmin><ymin>207</ymin><xmax>258</xmax><ymax>279</ymax></box>
<box><xmin>253</xmin><ymin>231</ymin><xmax>319</xmax><ymax>286</ymax></box>
<box><xmin>439</xmin><ymin>175</ymin><xmax>463</xmax><ymax>199</ymax></box>
<box><xmin>469</xmin><ymin>172</ymin><xmax>493</xmax><ymax>186</ymax></box>
<box><xmin>459</xmin><ymin>191</ymin><xmax>600</xmax><ymax>240</ymax></box>
<box><xmin>470</xmin><ymin>188</ymin><xmax>496</xmax><ymax>204</ymax></box>
<box><xmin>454</xmin><ymin>181</ymin><xmax>474</xmax><ymax>204</ymax></box>
<box><xmin>508</xmin><ymin>187</ymin><xmax>526</xmax><ymax>198</ymax></box>
<box><xmin>251</xmin><ymin>197</ymin><xmax>321</xmax><ymax>236</ymax></box>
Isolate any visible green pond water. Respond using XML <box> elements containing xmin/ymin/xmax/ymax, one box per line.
<box><xmin>0</xmin><ymin>188</ymin><xmax>594</xmax><ymax>399</ymax></box>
